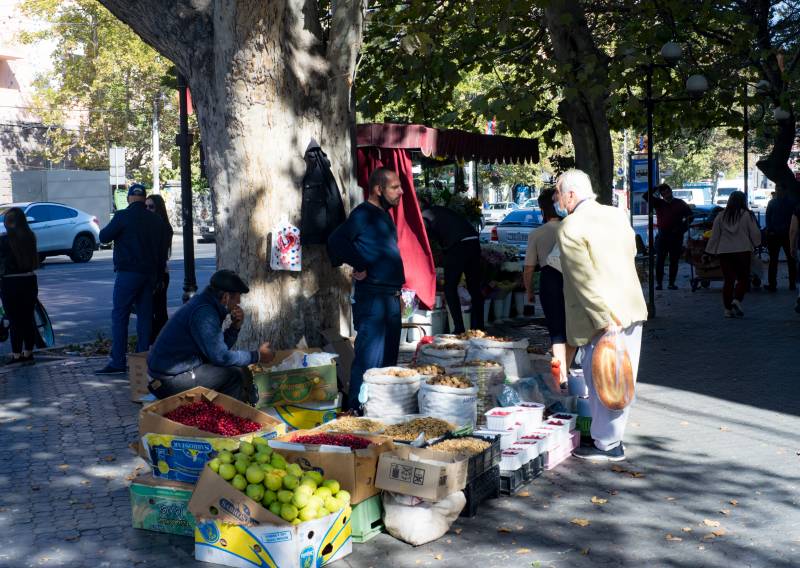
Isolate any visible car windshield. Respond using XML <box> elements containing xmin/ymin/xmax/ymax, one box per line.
<box><xmin>673</xmin><ymin>191</ymin><xmax>691</xmax><ymax>199</ymax></box>
<box><xmin>500</xmin><ymin>210</ymin><xmax>542</xmax><ymax>226</ymax></box>
<box><xmin>489</xmin><ymin>203</ymin><xmax>508</xmax><ymax>210</ymax></box>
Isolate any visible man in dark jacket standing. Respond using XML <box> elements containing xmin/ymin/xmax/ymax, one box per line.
<box><xmin>327</xmin><ymin>168</ymin><xmax>405</xmax><ymax>411</ymax></box>
<box><xmin>147</xmin><ymin>270</ymin><xmax>274</xmax><ymax>402</ymax></box>
<box><xmin>420</xmin><ymin>199</ymin><xmax>484</xmax><ymax>333</ymax></box>
<box><xmin>643</xmin><ymin>183</ymin><xmax>692</xmax><ymax>290</ymax></box>
<box><xmin>96</xmin><ymin>184</ymin><xmax>168</xmax><ymax>374</ymax></box>
<box><xmin>765</xmin><ymin>191</ymin><xmax>797</xmax><ymax>291</ymax></box>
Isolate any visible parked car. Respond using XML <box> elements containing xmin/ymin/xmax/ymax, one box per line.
<box><xmin>483</xmin><ymin>201</ymin><xmax>519</xmax><ymax>223</ymax></box>
<box><xmin>0</xmin><ymin>202</ymin><xmax>100</xmax><ymax>263</ymax></box>
<box><xmin>490</xmin><ymin>208</ymin><xmax>543</xmax><ymax>259</ymax></box>
<box><xmin>714</xmin><ymin>179</ymin><xmax>744</xmax><ymax>206</ymax></box>
<box><xmin>672</xmin><ymin>188</ymin><xmax>707</xmax><ymax>206</ymax></box>
<box><xmin>199</xmin><ymin>222</ymin><xmax>216</xmax><ymax>243</ymax></box>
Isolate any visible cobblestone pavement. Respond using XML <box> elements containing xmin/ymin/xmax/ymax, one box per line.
<box><xmin>0</xmin><ymin>262</ymin><xmax>798</xmax><ymax>568</ymax></box>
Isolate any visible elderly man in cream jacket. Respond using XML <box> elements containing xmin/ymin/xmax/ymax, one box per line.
<box><xmin>554</xmin><ymin>169</ymin><xmax>648</xmax><ymax>462</ymax></box>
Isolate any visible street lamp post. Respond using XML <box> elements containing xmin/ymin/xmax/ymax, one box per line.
<box><xmin>176</xmin><ymin>73</ymin><xmax>198</xmax><ymax>303</ymax></box>
<box><xmin>641</xmin><ymin>43</ymin><xmax>708</xmax><ymax>317</ymax></box>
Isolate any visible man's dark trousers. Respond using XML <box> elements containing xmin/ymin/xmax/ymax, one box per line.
<box><xmin>655</xmin><ymin>231</ymin><xmax>684</xmax><ymax>287</ymax></box>
<box><xmin>110</xmin><ymin>271</ymin><xmax>155</xmax><ymax>369</ymax></box>
<box><xmin>767</xmin><ymin>232</ymin><xmax>797</xmax><ymax>289</ymax></box>
<box><xmin>149</xmin><ymin>364</ymin><xmax>256</xmax><ymax>403</ymax></box>
<box><xmin>443</xmin><ymin>239</ymin><xmax>484</xmax><ymax>333</ymax></box>
<box><xmin>349</xmin><ymin>286</ymin><xmax>401</xmax><ymax>411</ymax></box>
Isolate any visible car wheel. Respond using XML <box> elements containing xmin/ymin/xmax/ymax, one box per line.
<box><xmin>70</xmin><ymin>234</ymin><xmax>95</xmax><ymax>263</ymax></box>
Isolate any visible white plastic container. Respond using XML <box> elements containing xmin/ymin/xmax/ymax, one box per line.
<box><xmin>511</xmin><ymin>440</ymin><xmax>540</xmax><ymax>462</ymax></box>
<box><xmin>473</xmin><ymin>428</ymin><xmax>516</xmax><ymax>451</ymax></box>
<box><xmin>549</xmin><ymin>412</ymin><xmax>578</xmax><ymax>431</ymax></box>
<box><xmin>500</xmin><ymin>449</ymin><xmax>524</xmax><ymax>471</ymax></box>
<box><xmin>522</xmin><ymin>430</ymin><xmax>556</xmax><ymax>452</ymax></box>
<box><xmin>538</xmin><ymin>424</ymin><xmax>568</xmax><ymax>447</ymax></box>
<box><xmin>514</xmin><ymin>403</ymin><xmax>544</xmax><ymax>433</ymax></box>
<box><xmin>485</xmin><ymin>407</ymin><xmax>518</xmax><ymax>430</ymax></box>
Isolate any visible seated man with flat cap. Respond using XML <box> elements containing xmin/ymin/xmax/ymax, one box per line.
<box><xmin>147</xmin><ymin>269</ymin><xmax>274</xmax><ymax>403</ymax></box>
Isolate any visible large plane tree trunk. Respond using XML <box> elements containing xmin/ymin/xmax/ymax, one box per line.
<box><xmin>98</xmin><ymin>0</ymin><xmax>365</xmax><ymax>348</ymax></box>
<box><xmin>543</xmin><ymin>0</ymin><xmax>614</xmax><ymax>203</ymax></box>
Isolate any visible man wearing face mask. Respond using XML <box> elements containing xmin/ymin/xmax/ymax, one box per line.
<box><xmin>327</xmin><ymin>168</ymin><xmax>405</xmax><ymax>411</ymax></box>
<box><xmin>643</xmin><ymin>183</ymin><xmax>692</xmax><ymax>290</ymax></box>
<box><xmin>146</xmin><ymin>270</ymin><xmax>274</xmax><ymax>403</ymax></box>
<box><xmin>554</xmin><ymin>169</ymin><xmax>647</xmax><ymax>462</ymax></box>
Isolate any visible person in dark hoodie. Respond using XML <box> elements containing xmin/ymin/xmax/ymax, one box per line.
<box><xmin>147</xmin><ymin>270</ymin><xmax>274</xmax><ymax>403</ymax></box>
<box><xmin>96</xmin><ymin>184</ymin><xmax>169</xmax><ymax>375</ymax></box>
<box><xmin>765</xmin><ymin>190</ymin><xmax>797</xmax><ymax>291</ymax></box>
<box><xmin>327</xmin><ymin>168</ymin><xmax>405</xmax><ymax>411</ymax></box>
<box><xmin>705</xmin><ymin>191</ymin><xmax>762</xmax><ymax>318</ymax></box>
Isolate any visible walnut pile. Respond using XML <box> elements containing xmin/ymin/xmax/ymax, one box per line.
<box><xmin>410</xmin><ymin>364</ymin><xmax>445</xmax><ymax>376</ymax></box>
<box><xmin>318</xmin><ymin>416</ymin><xmax>385</xmax><ymax>434</ymax></box>
<box><xmin>429</xmin><ymin>437</ymin><xmax>491</xmax><ymax>456</ymax></box>
<box><xmin>384</xmin><ymin>417</ymin><xmax>455</xmax><ymax>441</ymax></box>
<box><xmin>462</xmin><ymin>359</ymin><xmax>501</xmax><ymax>368</ymax></box>
<box><xmin>427</xmin><ymin>375</ymin><xmax>472</xmax><ymax>389</ymax></box>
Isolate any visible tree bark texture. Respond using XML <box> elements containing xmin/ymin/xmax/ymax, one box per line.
<box><xmin>543</xmin><ymin>0</ymin><xmax>614</xmax><ymax>204</ymax></box>
<box><xmin>99</xmin><ymin>0</ymin><xmax>365</xmax><ymax>348</ymax></box>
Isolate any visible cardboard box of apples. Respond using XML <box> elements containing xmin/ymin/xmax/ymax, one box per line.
<box><xmin>189</xmin><ymin>437</ymin><xmax>352</xmax><ymax>568</ymax></box>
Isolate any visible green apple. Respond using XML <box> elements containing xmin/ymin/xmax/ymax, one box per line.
<box><xmin>299</xmin><ymin>506</ymin><xmax>318</xmax><ymax>522</ymax></box>
<box><xmin>307</xmin><ymin>495</ymin><xmax>324</xmax><ymax>510</ymax></box>
<box><xmin>207</xmin><ymin>458</ymin><xmax>221</xmax><ymax>473</ymax></box>
<box><xmin>291</xmin><ymin>517</ymin><xmax>302</xmax><ymax>525</ymax></box>
<box><xmin>295</xmin><ymin>484</ymin><xmax>314</xmax><ymax>496</ymax></box>
<box><xmin>273</xmin><ymin>469</ymin><xmax>287</xmax><ymax>478</ymax></box>
<box><xmin>265</xmin><ymin>473</ymin><xmax>282</xmax><ymax>492</ymax></box>
<box><xmin>246</xmin><ymin>465</ymin><xmax>265</xmax><ymax>484</ymax></box>
<box><xmin>260</xmin><ymin>463</ymin><xmax>274</xmax><ymax>472</ymax></box>
<box><xmin>270</xmin><ymin>455</ymin><xmax>287</xmax><ymax>470</ymax></box>
<box><xmin>218</xmin><ymin>451</ymin><xmax>234</xmax><ymax>464</ymax></box>
<box><xmin>306</xmin><ymin>471</ymin><xmax>323</xmax><ymax>485</ymax></box>
<box><xmin>292</xmin><ymin>491</ymin><xmax>310</xmax><ymax>509</ymax></box>
<box><xmin>313</xmin><ymin>487</ymin><xmax>332</xmax><ymax>500</ymax></box>
<box><xmin>235</xmin><ymin>460</ymin><xmax>249</xmax><ymax>475</ymax></box>
<box><xmin>335</xmin><ymin>490</ymin><xmax>351</xmax><ymax>506</ymax></box>
<box><xmin>280</xmin><ymin>503</ymin><xmax>298</xmax><ymax>522</ymax></box>
<box><xmin>256</xmin><ymin>452</ymin><xmax>272</xmax><ymax>464</ymax></box>
<box><xmin>317</xmin><ymin>507</ymin><xmax>330</xmax><ymax>518</ymax></box>
<box><xmin>239</xmin><ymin>441</ymin><xmax>255</xmax><ymax>456</ymax></box>
<box><xmin>219</xmin><ymin>463</ymin><xmax>236</xmax><ymax>480</ymax></box>
<box><xmin>282</xmin><ymin>474</ymin><xmax>299</xmax><ymax>490</ymax></box>
<box><xmin>277</xmin><ymin>490</ymin><xmax>293</xmax><ymax>504</ymax></box>
<box><xmin>246</xmin><ymin>483</ymin><xmax>265</xmax><ymax>502</ymax></box>
<box><xmin>262</xmin><ymin>490</ymin><xmax>277</xmax><ymax>506</ymax></box>
<box><xmin>269</xmin><ymin>501</ymin><xmax>282</xmax><ymax>516</ymax></box>
<box><xmin>232</xmin><ymin>474</ymin><xmax>247</xmax><ymax>491</ymax></box>
<box><xmin>286</xmin><ymin>463</ymin><xmax>303</xmax><ymax>478</ymax></box>
<box><xmin>322</xmin><ymin>480</ymin><xmax>340</xmax><ymax>495</ymax></box>
<box><xmin>324</xmin><ymin>496</ymin><xmax>341</xmax><ymax>512</ymax></box>
<box><xmin>300</xmin><ymin>476</ymin><xmax>318</xmax><ymax>491</ymax></box>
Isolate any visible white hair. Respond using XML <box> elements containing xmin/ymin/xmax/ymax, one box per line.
<box><xmin>557</xmin><ymin>169</ymin><xmax>596</xmax><ymax>201</ymax></box>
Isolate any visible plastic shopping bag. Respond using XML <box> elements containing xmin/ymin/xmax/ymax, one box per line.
<box><xmin>270</xmin><ymin>221</ymin><xmax>301</xmax><ymax>271</ymax></box>
<box><xmin>591</xmin><ymin>327</ymin><xmax>634</xmax><ymax>410</ymax></box>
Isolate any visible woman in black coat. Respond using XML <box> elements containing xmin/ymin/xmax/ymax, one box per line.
<box><xmin>145</xmin><ymin>194</ymin><xmax>174</xmax><ymax>344</ymax></box>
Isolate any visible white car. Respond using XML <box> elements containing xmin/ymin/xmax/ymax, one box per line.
<box><xmin>483</xmin><ymin>201</ymin><xmax>519</xmax><ymax>223</ymax></box>
<box><xmin>0</xmin><ymin>202</ymin><xmax>101</xmax><ymax>263</ymax></box>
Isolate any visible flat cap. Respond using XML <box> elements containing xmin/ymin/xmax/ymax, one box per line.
<box><xmin>210</xmin><ymin>269</ymin><xmax>250</xmax><ymax>293</ymax></box>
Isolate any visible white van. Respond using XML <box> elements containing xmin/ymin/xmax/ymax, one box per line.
<box><xmin>714</xmin><ymin>179</ymin><xmax>745</xmax><ymax>206</ymax></box>
<box><xmin>672</xmin><ymin>188</ymin><xmax>707</xmax><ymax>205</ymax></box>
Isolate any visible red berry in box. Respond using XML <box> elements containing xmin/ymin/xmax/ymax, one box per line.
<box><xmin>163</xmin><ymin>401</ymin><xmax>263</xmax><ymax>436</ymax></box>
<box><xmin>291</xmin><ymin>433</ymin><xmax>371</xmax><ymax>450</ymax></box>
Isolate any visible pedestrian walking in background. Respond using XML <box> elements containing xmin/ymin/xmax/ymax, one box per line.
<box><xmin>95</xmin><ymin>184</ymin><xmax>169</xmax><ymax>375</ymax></box>
<box><xmin>420</xmin><ymin>197</ymin><xmax>484</xmax><ymax>333</ymax></box>
<box><xmin>145</xmin><ymin>194</ymin><xmax>173</xmax><ymax>344</ymax></box>
<box><xmin>643</xmin><ymin>183</ymin><xmax>692</xmax><ymax>290</ymax></box>
<box><xmin>524</xmin><ymin>188</ymin><xmax>574</xmax><ymax>390</ymax></box>
<box><xmin>764</xmin><ymin>190</ymin><xmax>797</xmax><ymax>291</ymax></box>
<box><xmin>327</xmin><ymin>168</ymin><xmax>405</xmax><ymax>411</ymax></box>
<box><xmin>790</xmin><ymin>203</ymin><xmax>800</xmax><ymax>313</ymax></box>
<box><xmin>0</xmin><ymin>207</ymin><xmax>40</xmax><ymax>365</ymax></box>
<box><xmin>554</xmin><ymin>169</ymin><xmax>647</xmax><ymax>462</ymax></box>
<box><xmin>705</xmin><ymin>191</ymin><xmax>762</xmax><ymax>318</ymax></box>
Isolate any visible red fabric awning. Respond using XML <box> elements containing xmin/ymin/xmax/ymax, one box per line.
<box><xmin>356</xmin><ymin>123</ymin><xmax>539</xmax><ymax>164</ymax></box>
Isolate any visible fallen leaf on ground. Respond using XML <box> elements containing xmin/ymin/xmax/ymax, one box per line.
<box><xmin>434</xmin><ymin>554</ymin><xmax>443</xmax><ymax>560</ymax></box>
<box><xmin>712</xmin><ymin>529</ymin><xmax>727</xmax><ymax>537</ymax></box>
<box><xmin>102</xmin><ymin>455</ymin><xmax>116</xmax><ymax>462</ymax></box>
<box><xmin>80</xmin><ymin>480</ymin><xmax>91</xmax><ymax>486</ymax></box>
<box><xmin>453</xmin><ymin>528</ymin><xmax>462</xmax><ymax>535</ymax></box>
<box><xmin>665</xmin><ymin>497</ymin><xmax>676</xmax><ymax>501</ymax></box>
<box><xmin>516</xmin><ymin>548</ymin><xmax>531</xmax><ymax>554</ymax></box>
<box><xmin>681</xmin><ymin>527</ymin><xmax>693</xmax><ymax>533</ymax></box>
<box><xmin>630</xmin><ymin>472</ymin><xmax>645</xmax><ymax>478</ymax></box>
<box><xmin>719</xmin><ymin>426</ymin><xmax>730</xmax><ymax>432</ymax></box>
<box><xmin>720</xmin><ymin>509</ymin><xmax>730</xmax><ymax>516</ymax></box>
<box><xmin>703</xmin><ymin>519</ymin><xmax>721</xmax><ymax>528</ymax></box>
<box><xmin>702</xmin><ymin>533</ymin><xmax>717</xmax><ymax>541</ymax></box>
<box><xmin>571</xmin><ymin>518</ymin><xmax>590</xmax><ymax>527</ymax></box>
<box><xmin>591</xmin><ymin>496</ymin><xmax>608</xmax><ymax>505</ymax></box>
<box><xmin>516</xmin><ymin>525</ymin><xmax>524</xmax><ymax>530</ymax></box>
<box><xmin>729</xmin><ymin>500</ymin><xmax>738</xmax><ymax>506</ymax></box>
<box><xmin>611</xmin><ymin>465</ymin><xmax>626</xmax><ymax>473</ymax></box>
<box><xmin>581</xmin><ymin>548</ymin><xmax>590</xmax><ymax>555</ymax></box>
<box><xmin>606</xmin><ymin>489</ymin><xmax>619</xmax><ymax>495</ymax></box>
<box><xmin>498</xmin><ymin>527</ymin><xmax>513</xmax><ymax>533</ymax></box>
<box><xmin>665</xmin><ymin>534</ymin><xmax>683</xmax><ymax>542</ymax></box>
<box><xmin>58</xmin><ymin>464</ymin><xmax>70</xmax><ymax>471</ymax></box>
<box><xmin>517</xmin><ymin>491</ymin><xmax>530</xmax><ymax>497</ymax></box>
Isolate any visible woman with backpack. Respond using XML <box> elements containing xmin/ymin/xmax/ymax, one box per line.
<box><xmin>706</xmin><ymin>191</ymin><xmax>762</xmax><ymax>318</ymax></box>
<box><xmin>0</xmin><ymin>207</ymin><xmax>40</xmax><ymax>364</ymax></box>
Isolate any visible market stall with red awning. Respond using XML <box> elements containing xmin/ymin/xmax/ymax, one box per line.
<box><xmin>355</xmin><ymin>123</ymin><xmax>539</xmax><ymax>310</ymax></box>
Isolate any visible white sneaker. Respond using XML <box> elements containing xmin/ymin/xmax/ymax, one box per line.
<box><xmin>724</xmin><ymin>309</ymin><xmax>735</xmax><ymax>318</ymax></box>
<box><xmin>732</xmin><ymin>299</ymin><xmax>744</xmax><ymax>317</ymax></box>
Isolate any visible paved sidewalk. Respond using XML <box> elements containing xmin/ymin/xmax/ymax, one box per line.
<box><xmin>1</xmin><ymin>263</ymin><xmax>798</xmax><ymax>568</ymax></box>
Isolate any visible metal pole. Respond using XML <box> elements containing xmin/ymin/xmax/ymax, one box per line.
<box><xmin>743</xmin><ymin>87</ymin><xmax>749</xmax><ymax>203</ymax></box>
<box><xmin>152</xmin><ymin>96</ymin><xmax>160</xmax><ymax>193</ymax></box>
<box><xmin>177</xmin><ymin>73</ymin><xmax>197</xmax><ymax>303</ymax></box>
<box><xmin>646</xmin><ymin>62</ymin><xmax>656</xmax><ymax>318</ymax></box>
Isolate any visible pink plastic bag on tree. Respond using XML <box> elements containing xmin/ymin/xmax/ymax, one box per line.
<box><xmin>270</xmin><ymin>221</ymin><xmax>301</xmax><ymax>272</ymax></box>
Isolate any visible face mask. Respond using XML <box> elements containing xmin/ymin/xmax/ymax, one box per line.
<box><xmin>554</xmin><ymin>201</ymin><xmax>569</xmax><ymax>218</ymax></box>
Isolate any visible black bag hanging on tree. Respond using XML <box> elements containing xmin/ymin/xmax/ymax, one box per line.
<box><xmin>301</xmin><ymin>140</ymin><xmax>346</xmax><ymax>245</ymax></box>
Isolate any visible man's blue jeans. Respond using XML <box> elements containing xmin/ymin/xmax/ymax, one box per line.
<box><xmin>110</xmin><ymin>271</ymin><xmax>155</xmax><ymax>369</ymax></box>
<box><xmin>350</xmin><ymin>288</ymin><xmax>401</xmax><ymax>411</ymax></box>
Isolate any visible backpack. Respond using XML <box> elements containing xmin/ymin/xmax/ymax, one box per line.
<box><xmin>300</xmin><ymin>144</ymin><xmax>346</xmax><ymax>245</ymax></box>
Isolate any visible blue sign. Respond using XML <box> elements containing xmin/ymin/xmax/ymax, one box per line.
<box><xmin>629</xmin><ymin>153</ymin><xmax>659</xmax><ymax>193</ymax></box>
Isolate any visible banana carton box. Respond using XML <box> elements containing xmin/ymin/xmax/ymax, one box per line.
<box><xmin>251</xmin><ymin>349</ymin><xmax>338</xmax><ymax>407</ymax></box>
<box><xmin>139</xmin><ymin>387</ymin><xmax>286</xmax><ymax>484</ymax></box>
<box><xmin>129</xmin><ymin>474</ymin><xmax>196</xmax><ymax>536</ymax></box>
<box><xmin>263</xmin><ymin>395</ymin><xmax>341</xmax><ymax>431</ymax></box>
<box><xmin>189</xmin><ymin>466</ymin><xmax>351</xmax><ymax>568</ymax></box>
